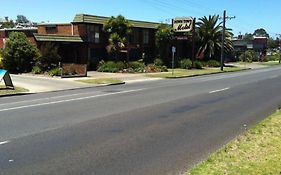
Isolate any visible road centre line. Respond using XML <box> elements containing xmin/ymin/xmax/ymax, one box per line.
<box><xmin>0</xmin><ymin>89</ymin><xmax>145</xmax><ymax>112</ymax></box>
<box><xmin>209</xmin><ymin>87</ymin><xmax>230</xmax><ymax>94</ymax></box>
<box><xmin>0</xmin><ymin>140</ymin><xmax>10</xmax><ymax>145</ymax></box>
<box><xmin>0</xmin><ymin>91</ymin><xmax>106</xmax><ymax>107</ymax></box>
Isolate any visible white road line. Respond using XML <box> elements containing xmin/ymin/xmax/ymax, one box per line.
<box><xmin>209</xmin><ymin>87</ymin><xmax>230</xmax><ymax>94</ymax></box>
<box><xmin>0</xmin><ymin>91</ymin><xmax>104</xmax><ymax>107</ymax></box>
<box><xmin>0</xmin><ymin>140</ymin><xmax>10</xmax><ymax>145</ymax></box>
<box><xmin>0</xmin><ymin>89</ymin><xmax>145</xmax><ymax>112</ymax></box>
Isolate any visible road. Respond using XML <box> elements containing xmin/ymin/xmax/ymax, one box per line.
<box><xmin>1</xmin><ymin>66</ymin><xmax>281</xmax><ymax>175</ymax></box>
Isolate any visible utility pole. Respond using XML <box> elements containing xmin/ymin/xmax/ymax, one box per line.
<box><xmin>220</xmin><ymin>10</ymin><xmax>235</xmax><ymax>71</ymax></box>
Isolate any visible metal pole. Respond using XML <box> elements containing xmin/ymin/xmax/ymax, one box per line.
<box><xmin>172</xmin><ymin>51</ymin><xmax>175</xmax><ymax>76</ymax></box>
<box><xmin>192</xmin><ymin>18</ymin><xmax>196</xmax><ymax>68</ymax></box>
<box><xmin>220</xmin><ymin>10</ymin><xmax>226</xmax><ymax>71</ymax></box>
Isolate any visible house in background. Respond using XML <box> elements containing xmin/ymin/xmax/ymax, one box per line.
<box><xmin>34</xmin><ymin>14</ymin><xmax>159</xmax><ymax>70</ymax></box>
<box><xmin>0</xmin><ymin>27</ymin><xmax>37</xmax><ymax>48</ymax></box>
<box><xmin>233</xmin><ymin>35</ymin><xmax>268</xmax><ymax>52</ymax></box>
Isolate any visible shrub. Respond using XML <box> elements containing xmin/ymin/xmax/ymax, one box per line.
<box><xmin>48</xmin><ymin>67</ymin><xmax>61</xmax><ymax>76</ymax></box>
<box><xmin>239</xmin><ymin>50</ymin><xmax>259</xmax><ymax>62</ymax></box>
<box><xmin>127</xmin><ymin>61</ymin><xmax>145</xmax><ymax>73</ymax></box>
<box><xmin>36</xmin><ymin>42</ymin><xmax>61</xmax><ymax>71</ymax></box>
<box><xmin>116</xmin><ymin>61</ymin><xmax>126</xmax><ymax>70</ymax></box>
<box><xmin>2</xmin><ymin>32</ymin><xmax>40</xmax><ymax>73</ymax></box>
<box><xmin>207</xmin><ymin>60</ymin><xmax>220</xmax><ymax>67</ymax></box>
<box><xmin>0</xmin><ymin>51</ymin><xmax>3</xmax><ymax>69</ymax></box>
<box><xmin>154</xmin><ymin>58</ymin><xmax>163</xmax><ymax>67</ymax></box>
<box><xmin>97</xmin><ymin>61</ymin><xmax>122</xmax><ymax>73</ymax></box>
<box><xmin>266</xmin><ymin>52</ymin><xmax>280</xmax><ymax>61</ymax></box>
<box><xmin>179</xmin><ymin>58</ymin><xmax>192</xmax><ymax>69</ymax></box>
<box><xmin>32</xmin><ymin>66</ymin><xmax>42</xmax><ymax>74</ymax></box>
<box><xmin>194</xmin><ymin>61</ymin><xmax>203</xmax><ymax>69</ymax></box>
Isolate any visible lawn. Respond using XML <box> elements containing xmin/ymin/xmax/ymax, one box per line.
<box><xmin>259</xmin><ymin>61</ymin><xmax>280</xmax><ymax>66</ymax></box>
<box><xmin>0</xmin><ymin>85</ymin><xmax>28</xmax><ymax>96</ymax></box>
<box><xmin>77</xmin><ymin>78</ymin><xmax>124</xmax><ymax>85</ymax></box>
<box><xmin>187</xmin><ymin>110</ymin><xmax>281</xmax><ymax>175</ymax></box>
<box><xmin>146</xmin><ymin>67</ymin><xmax>246</xmax><ymax>78</ymax></box>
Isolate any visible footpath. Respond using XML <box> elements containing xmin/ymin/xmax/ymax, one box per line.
<box><xmin>10</xmin><ymin>72</ymin><xmax>160</xmax><ymax>93</ymax></box>
<box><xmin>6</xmin><ymin>62</ymin><xmax>270</xmax><ymax>93</ymax></box>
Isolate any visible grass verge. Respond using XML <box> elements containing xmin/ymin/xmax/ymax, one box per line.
<box><xmin>187</xmin><ymin>110</ymin><xmax>281</xmax><ymax>175</ymax></box>
<box><xmin>0</xmin><ymin>85</ymin><xmax>28</xmax><ymax>96</ymax></box>
<box><xmin>77</xmin><ymin>78</ymin><xmax>124</xmax><ymax>85</ymax></box>
<box><xmin>259</xmin><ymin>61</ymin><xmax>280</xmax><ymax>66</ymax></box>
<box><xmin>146</xmin><ymin>67</ymin><xmax>246</xmax><ymax>78</ymax></box>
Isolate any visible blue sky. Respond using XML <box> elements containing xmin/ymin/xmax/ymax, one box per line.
<box><xmin>1</xmin><ymin>0</ymin><xmax>280</xmax><ymax>36</ymax></box>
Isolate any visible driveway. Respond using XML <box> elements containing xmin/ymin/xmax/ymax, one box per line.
<box><xmin>11</xmin><ymin>74</ymin><xmax>92</xmax><ymax>93</ymax></box>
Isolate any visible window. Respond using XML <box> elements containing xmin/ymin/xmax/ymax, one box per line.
<box><xmin>143</xmin><ymin>30</ymin><xmax>149</xmax><ymax>44</ymax></box>
<box><xmin>45</xmin><ymin>25</ymin><xmax>57</xmax><ymax>34</ymax></box>
<box><xmin>89</xmin><ymin>25</ymin><xmax>100</xmax><ymax>43</ymax></box>
<box><xmin>129</xmin><ymin>29</ymin><xmax>139</xmax><ymax>44</ymax></box>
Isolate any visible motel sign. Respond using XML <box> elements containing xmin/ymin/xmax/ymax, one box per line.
<box><xmin>172</xmin><ymin>17</ymin><xmax>193</xmax><ymax>32</ymax></box>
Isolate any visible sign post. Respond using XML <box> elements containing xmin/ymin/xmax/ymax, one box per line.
<box><xmin>0</xmin><ymin>69</ymin><xmax>14</xmax><ymax>89</ymax></box>
<box><xmin>173</xmin><ymin>17</ymin><xmax>195</xmax><ymax>67</ymax></box>
<box><xmin>172</xmin><ymin>46</ymin><xmax>176</xmax><ymax>76</ymax></box>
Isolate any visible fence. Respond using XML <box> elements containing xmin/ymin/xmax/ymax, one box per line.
<box><xmin>61</xmin><ymin>63</ymin><xmax>87</xmax><ymax>78</ymax></box>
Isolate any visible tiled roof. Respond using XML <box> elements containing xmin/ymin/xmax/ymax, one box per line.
<box><xmin>73</xmin><ymin>14</ymin><xmax>159</xmax><ymax>29</ymax></box>
<box><xmin>34</xmin><ymin>33</ymin><xmax>83</xmax><ymax>42</ymax></box>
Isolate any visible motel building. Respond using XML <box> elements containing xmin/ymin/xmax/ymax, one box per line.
<box><xmin>0</xmin><ymin>14</ymin><xmax>197</xmax><ymax>70</ymax></box>
<box><xmin>1</xmin><ymin>14</ymin><xmax>161</xmax><ymax>70</ymax></box>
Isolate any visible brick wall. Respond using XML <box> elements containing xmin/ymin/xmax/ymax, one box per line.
<box><xmin>38</xmin><ymin>24</ymin><xmax>75</xmax><ymax>35</ymax></box>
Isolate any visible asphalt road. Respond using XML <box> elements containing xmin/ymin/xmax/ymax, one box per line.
<box><xmin>1</xmin><ymin>66</ymin><xmax>281</xmax><ymax>175</ymax></box>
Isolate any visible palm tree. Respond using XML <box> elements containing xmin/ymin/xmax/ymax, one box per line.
<box><xmin>197</xmin><ymin>15</ymin><xmax>233</xmax><ymax>60</ymax></box>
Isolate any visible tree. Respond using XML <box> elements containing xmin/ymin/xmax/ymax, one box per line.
<box><xmin>155</xmin><ymin>24</ymin><xmax>174</xmax><ymax>65</ymax></box>
<box><xmin>243</xmin><ymin>33</ymin><xmax>254</xmax><ymax>40</ymax></box>
<box><xmin>253</xmin><ymin>28</ymin><xmax>269</xmax><ymax>38</ymax></box>
<box><xmin>103</xmin><ymin>15</ymin><xmax>132</xmax><ymax>60</ymax></box>
<box><xmin>36</xmin><ymin>42</ymin><xmax>61</xmax><ymax>71</ymax></box>
<box><xmin>197</xmin><ymin>15</ymin><xmax>234</xmax><ymax>60</ymax></box>
<box><xmin>0</xmin><ymin>19</ymin><xmax>15</xmax><ymax>29</ymax></box>
<box><xmin>16</xmin><ymin>15</ymin><xmax>30</xmax><ymax>24</ymax></box>
<box><xmin>267</xmin><ymin>37</ymin><xmax>280</xmax><ymax>49</ymax></box>
<box><xmin>2</xmin><ymin>32</ymin><xmax>39</xmax><ymax>73</ymax></box>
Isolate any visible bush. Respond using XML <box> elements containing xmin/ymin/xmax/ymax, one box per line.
<box><xmin>32</xmin><ymin>66</ymin><xmax>42</xmax><ymax>74</ymax></box>
<box><xmin>239</xmin><ymin>50</ymin><xmax>259</xmax><ymax>62</ymax></box>
<box><xmin>0</xmin><ymin>51</ymin><xmax>3</xmax><ymax>69</ymax></box>
<box><xmin>36</xmin><ymin>42</ymin><xmax>61</xmax><ymax>71</ymax></box>
<box><xmin>194</xmin><ymin>61</ymin><xmax>203</xmax><ymax>69</ymax></box>
<box><xmin>154</xmin><ymin>58</ymin><xmax>163</xmax><ymax>67</ymax></box>
<box><xmin>179</xmin><ymin>58</ymin><xmax>192</xmax><ymax>69</ymax></box>
<box><xmin>127</xmin><ymin>61</ymin><xmax>145</xmax><ymax>73</ymax></box>
<box><xmin>2</xmin><ymin>32</ymin><xmax>40</xmax><ymax>73</ymax></box>
<box><xmin>98</xmin><ymin>61</ymin><xmax>120</xmax><ymax>73</ymax></box>
<box><xmin>266</xmin><ymin>52</ymin><xmax>280</xmax><ymax>61</ymax></box>
<box><xmin>207</xmin><ymin>60</ymin><xmax>220</xmax><ymax>67</ymax></box>
<box><xmin>48</xmin><ymin>67</ymin><xmax>61</xmax><ymax>76</ymax></box>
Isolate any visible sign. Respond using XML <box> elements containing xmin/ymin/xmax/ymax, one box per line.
<box><xmin>172</xmin><ymin>46</ymin><xmax>176</xmax><ymax>53</ymax></box>
<box><xmin>176</xmin><ymin>36</ymin><xmax>192</xmax><ymax>41</ymax></box>
<box><xmin>173</xmin><ymin>17</ymin><xmax>193</xmax><ymax>32</ymax></box>
<box><xmin>0</xmin><ymin>69</ymin><xmax>14</xmax><ymax>89</ymax></box>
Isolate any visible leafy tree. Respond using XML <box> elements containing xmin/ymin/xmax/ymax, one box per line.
<box><xmin>267</xmin><ymin>37</ymin><xmax>280</xmax><ymax>49</ymax></box>
<box><xmin>196</xmin><ymin>15</ymin><xmax>234</xmax><ymax>60</ymax></box>
<box><xmin>103</xmin><ymin>15</ymin><xmax>132</xmax><ymax>60</ymax></box>
<box><xmin>243</xmin><ymin>33</ymin><xmax>254</xmax><ymax>40</ymax></box>
<box><xmin>0</xmin><ymin>20</ymin><xmax>15</xmax><ymax>29</ymax></box>
<box><xmin>16</xmin><ymin>15</ymin><xmax>30</xmax><ymax>24</ymax></box>
<box><xmin>253</xmin><ymin>28</ymin><xmax>269</xmax><ymax>38</ymax></box>
<box><xmin>2</xmin><ymin>32</ymin><xmax>39</xmax><ymax>73</ymax></box>
<box><xmin>239</xmin><ymin>50</ymin><xmax>259</xmax><ymax>62</ymax></box>
<box><xmin>36</xmin><ymin>42</ymin><xmax>61</xmax><ymax>71</ymax></box>
<box><xmin>155</xmin><ymin>23</ymin><xmax>174</xmax><ymax>65</ymax></box>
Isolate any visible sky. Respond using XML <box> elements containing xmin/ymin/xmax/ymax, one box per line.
<box><xmin>1</xmin><ymin>0</ymin><xmax>281</xmax><ymax>37</ymax></box>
